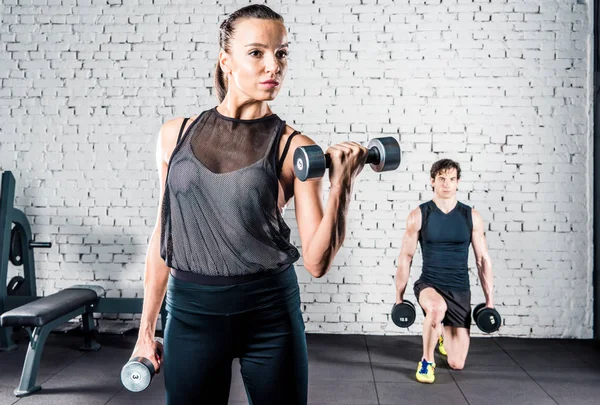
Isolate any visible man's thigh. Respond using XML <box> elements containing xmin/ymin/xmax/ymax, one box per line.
<box><xmin>443</xmin><ymin>326</ymin><xmax>470</xmax><ymax>369</ymax></box>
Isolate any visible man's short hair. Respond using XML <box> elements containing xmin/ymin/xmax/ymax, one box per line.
<box><xmin>430</xmin><ymin>159</ymin><xmax>461</xmax><ymax>180</ymax></box>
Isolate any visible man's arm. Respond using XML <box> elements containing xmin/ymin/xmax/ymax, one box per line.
<box><xmin>471</xmin><ymin>209</ymin><xmax>494</xmax><ymax>307</ymax></box>
<box><xmin>395</xmin><ymin>208</ymin><xmax>422</xmax><ymax>303</ymax></box>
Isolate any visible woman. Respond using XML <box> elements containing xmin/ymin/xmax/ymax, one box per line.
<box><xmin>130</xmin><ymin>4</ymin><xmax>368</xmax><ymax>404</ymax></box>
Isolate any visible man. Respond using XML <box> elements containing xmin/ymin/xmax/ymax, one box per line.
<box><xmin>394</xmin><ymin>159</ymin><xmax>495</xmax><ymax>383</ymax></box>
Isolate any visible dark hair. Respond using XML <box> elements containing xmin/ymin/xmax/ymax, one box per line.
<box><xmin>430</xmin><ymin>159</ymin><xmax>461</xmax><ymax>180</ymax></box>
<box><xmin>215</xmin><ymin>4</ymin><xmax>284</xmax><ymax>102</ymax></box>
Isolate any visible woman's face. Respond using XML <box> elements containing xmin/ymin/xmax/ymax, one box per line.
<box><xmin>220</xmin><ymin>18</ymin><xmax>289</xmax><ymax>101</ymax></box>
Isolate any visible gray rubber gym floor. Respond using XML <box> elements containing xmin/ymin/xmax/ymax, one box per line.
<box><xmin>0</xmin><ymin>333</ymin><xmax>599</xmax><ymax>405</ymax></box>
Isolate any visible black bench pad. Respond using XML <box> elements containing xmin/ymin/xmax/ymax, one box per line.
<box><xmin>0</xmin><ymin>286</ymin><xmax>104</xmax><ymax>328</ymax></box>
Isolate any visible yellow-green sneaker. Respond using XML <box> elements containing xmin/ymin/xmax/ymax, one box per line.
<box><xmin>437</xmin><ymin>335</ymin><xmax>447</xmax><ymax>357</ymax></box>
<box><xmin>416</xmin><ymin>359</ymin><xmax>436</xmax><ymax>384</ymax></box>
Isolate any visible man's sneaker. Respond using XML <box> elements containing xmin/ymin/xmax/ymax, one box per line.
<box><xmin>437</xmin><ymin>335</ymin><xmax>447</xmax><ymax>356</ymax></box>
<box><xmin>416</xmin><ymin>359</ymin><xmax>436</xmax><ymax>383</ymax></box>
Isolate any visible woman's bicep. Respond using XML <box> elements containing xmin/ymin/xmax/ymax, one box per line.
<box><xmin>281</xmin><ymin>132</ymin><xmax>324</xmax><ymax>248</ymax></box>
<box><xmin>293</xmin><ymin>178</ymin><xmax>324</xmax><ymax>250</ymax></box>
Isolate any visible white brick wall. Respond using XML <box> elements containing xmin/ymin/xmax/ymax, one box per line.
<box><xmin>0</xmin><ymin>0</ymin><xmax>594</xmax><ymax>338</ymax></box>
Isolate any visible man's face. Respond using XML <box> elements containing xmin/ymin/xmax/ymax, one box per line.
<box><xmin>431</xmin><ymin>168</ymin><xmax>459</xmax><ymax>198</ymax></box>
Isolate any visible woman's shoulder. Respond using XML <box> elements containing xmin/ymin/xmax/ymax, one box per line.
<box><xmin>158</xmin><ymin>114</ymin><xmax>202</xmax><ymax>162</ymax></box>
<box><xmin>279</xmin><ymin>124</ymin><xmax>315</xmax><ymax>150</ymax></box>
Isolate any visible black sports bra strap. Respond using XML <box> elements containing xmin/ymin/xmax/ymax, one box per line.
<box><xmin>277</xmin><ymin>130</ymin><xmax>301</xmax><ymax>176</ymax></box>
<box><xmin>177</xmin><ymin>117</ymin><xmax>190</xmax><ymax>144</ymax></box>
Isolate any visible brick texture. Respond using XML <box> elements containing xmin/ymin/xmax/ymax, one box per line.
<box><xmin>0</xmin><ymin>0</ymin><xmax>593</xmax><ymax>337</ymax></box>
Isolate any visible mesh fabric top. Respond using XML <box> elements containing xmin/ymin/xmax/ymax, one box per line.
<box><xmin>159</xmin><ymin>107</ymin><xmax>300</xmax><ymax>277</ymax></box>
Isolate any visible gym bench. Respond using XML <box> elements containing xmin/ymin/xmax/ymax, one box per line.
<box><xmin>0</xmin><ymin>285</ymin><xmax>105</xmax><ymax>397</ymax></box>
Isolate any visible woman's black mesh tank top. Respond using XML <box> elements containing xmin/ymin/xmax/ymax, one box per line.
<box><xmin>159</xmin><ymin>107</ymin><xmax>300</xmax><ymax>282</ymax></box>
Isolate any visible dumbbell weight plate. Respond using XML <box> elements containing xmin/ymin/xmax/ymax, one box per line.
<box><xmin>391</xmin><ymin>300</ymin><xmax>416</xmax><ymax>328</ymax></box>
<box><xmin>293</xmin><ymin>144</ymin><xmax>326</xmax><ymax>182</ymax></box>
<box><xmin>367</xmin><ymin>137</ymin><xmax>401</xmax><ymax>173</ymax></box>
<box><xmin>121</xmin><ymin>357</ymin><xmax>155</xmax><ymax>393</ymax></box>
<box><xmin>473</xmin><ymin>303</ymin><xmax>501</xmax><ymax>333</ymax></box>
<box><xmin>121</xmin><ymin>337</ymin><xmax>163</xmax><ymax>393</ymax></box>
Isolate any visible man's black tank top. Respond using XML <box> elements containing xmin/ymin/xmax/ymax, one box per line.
<box><xmin>160</xmin><ymin>107</ymin><xmax>300</xmax><ymax>284</ymax></box>
<box><xmin>418</xmin><ymin>200</ymin><xmax>473</xmax><ymax>291</ymax></box>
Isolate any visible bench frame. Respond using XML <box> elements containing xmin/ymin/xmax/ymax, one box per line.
<box><xmin>14</xmin><ymin>304</ymin><xmax>98</xmax><ymax>396</ymax></box>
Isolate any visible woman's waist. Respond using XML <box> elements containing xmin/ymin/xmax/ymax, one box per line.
<box><xmin>165</xmin><ymin>264</ymin><xmax>300</xmax><ymax>315</ymax></box>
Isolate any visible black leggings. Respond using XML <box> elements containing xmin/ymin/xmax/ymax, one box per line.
<box><xmin>163</xmin><ymin>266</ymin><xmax>308</xmax><ymax>405</ymax></box>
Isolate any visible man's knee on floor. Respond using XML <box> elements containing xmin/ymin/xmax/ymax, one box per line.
<box><xmin>448</xmin><ymin>358</ymin><xmax>465</xmax><ymax>370</ymax></box>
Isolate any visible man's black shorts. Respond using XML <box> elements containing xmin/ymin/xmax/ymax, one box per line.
<box><xmin>413</xmin><ymin>279</ymin><xmax>471</xmax><ymax>329</ymax></box>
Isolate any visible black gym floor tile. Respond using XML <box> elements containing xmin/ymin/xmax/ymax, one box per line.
<box><xmin>307</xmin><ymin>381</ymin><xmax>378</xmax><ymax>404</ymax></box>
<box><xmin>12</xmin><ymin>364</ymin><xmax>122</xmax><ymax>405</ymax></box>
<box><xmin>452</xmin><ymin>349</ymin><xmax>519</xmax><ymax>368</ymax></box>
<box><xmin>449</xmin><ymin>366</ymin><xmax>559</xmax><ymax>405</ymax></box>
<box><xmin>454</xmin><ymin>375</ymin><xmax>557</xmax><ymax>405</ymax></box>
<box><xmin>0</xmin><ymin>344</ymin><xmax>83</xmax><ymax>390</ymax></box>
<box><xmin>308</xmin><ymin>345</ymin><xmax>369</xmax><ymax>365</ymax></box>
<box><xmin>557</xmin><ymin>338</ymin><xmax>598</xmax><ymax>351</ymax></box>
<box><xmin>12</xmin><ymin>387</ymin><xmax>118</xmax><ymax>405</ymax></box>
<box><xmin>306</xmin><ymin>333</ymin><xmax>366</xmax><ymax>351</ymax></box>
<box><xmin>376</xmin><ymin>381</ymin><xmax>468</xmax><ymax>405</ymax></box>
<box><xmin>365</xmin><ymin>334</ymin><xmax>422</xmax><ymax>350</ymax></box>
<box><xmin>4</xmin><ymin>334</ymin><xmax>600</xmax><ymax>405</ymax></box>
<box><xmin>308</xmin><ymin>343</ymin><xmax>371</xmax><ymax>363</ymax></box>
<box><xmin>559</xmin><ymin>342</ymin><xmax>600</xmax><ymax>368</ymax></box>
<box><xmin>494</xmin><ymin>337</ymin><xmax>568</xmax><ymax>351</ymax></box>
<box><xmin>507</xmin><ymin>349</ymin><xmax>594</xmax><ymax>371</ymax></box>
<box><xmin>462</xmin><ymin>336</ymin><xmax>503</xmax><ymax>352</ymax></box>
<box><xmin>12</xmin><ymin>343</ymin><xmax>136</xmax><ymax>404</ymax></box>
<box><xmin>367</xmin><ymin>345</ymin><xmax>430</xmax><ymax>364</ymax></box>
<box><xmin>372</xmin><ymin>362</ymin><xmax>452</xmax><ymax>384</ymax></box>
<box><xmin>106</xmin><ymin>399</ymin><xmax>166</xmax><ymax>405</ymax></box>
<box><xmin>309</xmin><ymin>359</ymin><xmax>374</xmax><ymax>382</ymax></box>
<box><xmin>0</xmin><ymin>385</ymin><xmax>19</xmax><ymax>405</ymax></box>
<box><xmin>577</xmin><ymin>352</ymin><xmax>600</xmax><ymax>369</ymax></box>
<box><xmin>526</xmin><ymin>369</ymin><xmax>600</xmax><ymax>405</ymax></box>
<box><xmin>448</xmin><ymin>364</ymin><xmax>530</xmax><ymax>382</ymax></box>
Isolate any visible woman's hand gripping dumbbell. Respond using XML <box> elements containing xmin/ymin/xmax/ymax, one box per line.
<box><xmin>293</xmin><ymin>137</ymin><xmax>402</xmax><ymax>182</ymax></box>
<box><xmin>121</xmin><ymin>337</ymin><xmax>164</xmax><ymax>392</ymax></box>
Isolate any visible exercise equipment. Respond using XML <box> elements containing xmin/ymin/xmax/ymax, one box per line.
<box><xmin>473</xmin><ymin>303</ymin><xmax>501</xmax><ymax>333</ymax></box>
<box><xmin>9</xmin><ymin>227</ymin><xmax>52</xmax><ymax>267</ymax></box>
<box><xmin>293</xmin><ymin>137</ymin><xmax>402</xmax><ymax>181</ymax></box>
<box><xmin>7</xmin><ymin>276</ymin><xmax>26</xmax><ymax>296</ymax></box>
<box><xmin>0</xmin><ymin>170</ymin><xmax>168</xmax><ymax>397</ymax></box>
<box><xmin>0</xmin><ymin>285</ymin><xmax>104</xmax><ymax>396</ymax></box>
<box><xmin>391</xmin><ymin>300</ymin><xmax>416</xmax><ymax>328</ymax></box>
<box><xmin>121</xmin><ymin>337</ymin><xmax>164</xmax><ymax>393</ymax></box>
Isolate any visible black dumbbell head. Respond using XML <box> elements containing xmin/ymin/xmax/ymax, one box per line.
<box><xmin>391</xmin><ymin>300</ymin><xmax>416</xmax><ymax>328</ymax></box>
<box><xmin>293</xmin><ymin>144</ymin><xmax>326</xmax><ymax>181</ymax></box>
<box><xmin>473</xmin><ymin>303</ymin><xmax>501</xmax><ymax>333</ymax></box>
<box><xmin>367</xmin><ymin>137</ymin><xmax>401</xmax><ymax>173</ymax></box>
